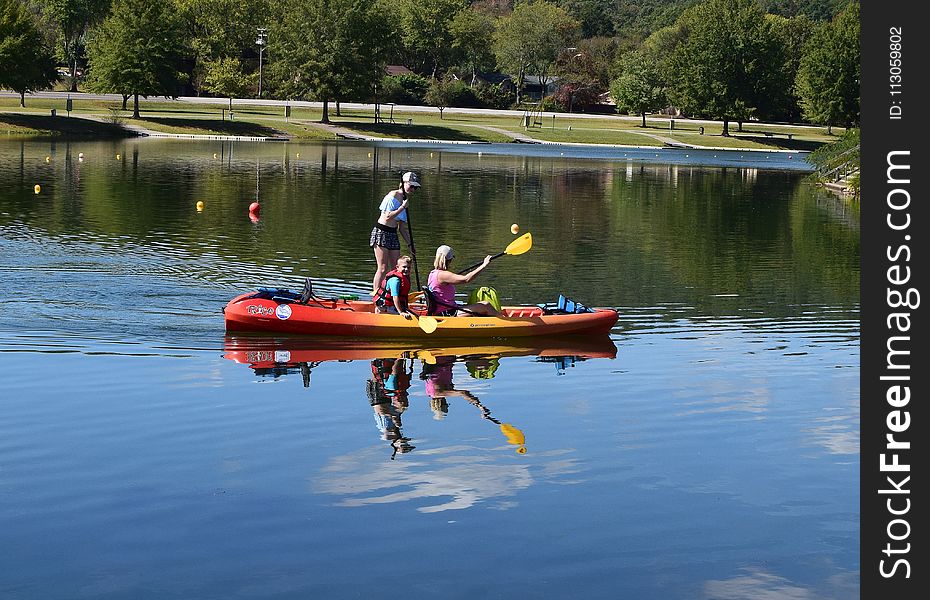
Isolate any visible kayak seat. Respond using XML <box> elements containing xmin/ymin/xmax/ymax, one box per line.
<box><xmin>256</xmin><ymin>287</ymin><xmax>301</xmax><ymax>303</ymax></box>
<box><xmin>423</xmin><ymin>288</ymin><xmax>459</xmax><ymax>316</ymax></box>
<box><xmin>538</xmin><ymin>295</ymin><xmax>595</xmax><ymax>315</ymax></box>
<box><xmin>298</xmin><ymin>277</ymin><xmax>315</xmax><ymax>304</ymax></box>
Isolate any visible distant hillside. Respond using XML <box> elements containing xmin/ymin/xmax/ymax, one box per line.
<box><xmin>557</xmin><ymin>0</ymin><xmax>854</xmax><ymax>40</ymax></box>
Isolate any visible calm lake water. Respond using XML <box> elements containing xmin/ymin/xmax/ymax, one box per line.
<box><xmin>1</xmin><ymin>138</ymin><xmax>858</xmax><ymax>599</ymax></box>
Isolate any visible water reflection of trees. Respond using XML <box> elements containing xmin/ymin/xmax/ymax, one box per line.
<box><xmin>3</xmin><ymin>139</ymin><xmax>858</xmax><ymax>320</ymax></box>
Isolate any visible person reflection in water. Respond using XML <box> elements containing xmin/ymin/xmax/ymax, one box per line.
<box><xmin>421</xmin><ymin>355</ymin><xmax>526</xmax><ymax>454</ymax></box>
<box><xmin>422</xmin><ymin>356</ymin><xmax>485</xmax><ymax>417</ymax></box>
<box><xmin>367</xmin><ymin>357</ymin><xmax>415</xmax><ymax>459</ymax></box>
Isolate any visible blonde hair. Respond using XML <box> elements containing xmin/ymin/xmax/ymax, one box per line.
<box><xmin>433</xmin><ymin>245</ymin><xmax>454</xmax><ymax>270</ymax></box>
<box><xmin>397</xmin><ymin>255</ymin><xmax>412</xmax><ymax>267</ymax></box>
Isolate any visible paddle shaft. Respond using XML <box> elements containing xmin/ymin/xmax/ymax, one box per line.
<box><xmin>403</xmin><ymin>200</ymin><xmax>422</xmax><ymax>290</ymax></box>
<box><xmin>457</xmin><ymin>251</ymin><xmax>505</xmax><ymax>275</ymax></box>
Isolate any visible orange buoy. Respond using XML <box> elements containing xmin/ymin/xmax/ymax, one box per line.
<box><xmin>249</xmin><ymin>202</ymin><xmax>260</xmax><ymax>213</ymax></box>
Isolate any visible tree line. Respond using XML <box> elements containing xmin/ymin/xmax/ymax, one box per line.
<box><xmin>1</xmin><ymin>0</ymin><xmax>858</xmax><ymax>130</ymax></box>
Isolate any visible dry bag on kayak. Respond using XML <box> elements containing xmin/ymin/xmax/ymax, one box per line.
<box><xmin>467</xmin><ymin>286</ymin><xmax>501</xmax><ymax>312</ymax></box>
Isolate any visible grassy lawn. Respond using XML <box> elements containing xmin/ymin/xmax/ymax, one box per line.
<box><xmin>136</xmin><ymin>116</ymin><xmax>287</xmax><ymax>138</ymax></box>
<box><xmin>0</xmin><ymin>111</ymin><xmax>138</xmax><ymax>138</ymax></box>
<box><xmin>0</xmin><ymin>96</ymin><xmax>843</xmax><ymax>150</ymax></box>
<box><xmin>330</xmin><ymin>120</ymin><xmax>515</xmax><ymax>143</ymax></box>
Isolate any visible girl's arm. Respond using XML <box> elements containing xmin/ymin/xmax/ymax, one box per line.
<box><xmin>383</xmin><ymin>196</ymin><xmax>409</xmax><ymax>220</ymax></box>
<box><xmin>398</xmin><ymin>221</ymin><xmax>413</xmax><ymax>252</ymax></box>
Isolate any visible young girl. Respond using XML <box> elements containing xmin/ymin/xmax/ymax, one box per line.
<box><xmin>370</xmin><ymin>172</ymin><xmax>419</xmax><ymax>295</ymax></box>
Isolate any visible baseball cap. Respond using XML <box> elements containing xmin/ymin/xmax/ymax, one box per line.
<box><xmin>436</xmin><ymin>245</ymin><xmax>454</xmax><ymax>261</ymax></box>
<box><xmin>402</xmin><ymin>171</ymin><xmax>421</xmax><ymax>187</ymax></box>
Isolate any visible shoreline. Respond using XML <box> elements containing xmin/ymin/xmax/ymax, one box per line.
<box><xmin>1</xmin><ymin>113</ymin><xmax>817</xmax><ymax>172</ymax></box>
<box><xmin>2</xmin><ymin>93</ymin><xmax>826</xmax><ymax>173</ymax></box>
<box><xmin>2</xmin><ymin>91</ymin><xmax>832</xmax><ymax>151</ymax></box>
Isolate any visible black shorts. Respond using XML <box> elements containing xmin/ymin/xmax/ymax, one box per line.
<box><xmin>370</xmin><ymin>223</ymin><xmax>400</xmax><ymax>250</ymax></box>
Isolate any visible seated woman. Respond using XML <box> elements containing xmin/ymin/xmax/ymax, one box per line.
<box><xmin>426</xmin><ymin>245</ymin><xmax>500</xmax><ymax>317</ymax></box>
<box><xmin>373</xmin><ymin>255</ymin><xmax>413</xmax><ymax>317</ymax></box>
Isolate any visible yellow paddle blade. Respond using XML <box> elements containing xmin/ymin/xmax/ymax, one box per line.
<box><xmin>418</xmin><ymin>349</ymin><xmax>437</xmax><ymax>364</ymax></box>
<box><xmin>499</xmin><ymin>422</ymin><xmax>525</xmax><ymax>446</ymax></box>
<box><xmin>504</xmin><ymin>232</ymin><xmax>532</xmax><ymax>256</ymax></box>
<box><xmin>408</xmin><ymin>290</ymin><xmax>424</xmax><ymax>303</ymax></box>
<box><xmin>416</xmin><ymin>315</ymin><xmax>438</xmax><ymax>334</ymax></box>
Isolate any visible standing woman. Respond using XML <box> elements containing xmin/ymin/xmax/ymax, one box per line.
<box><xmin>370</xmin><ymin>171</ymin><xmax>420</xmax><ymax>295</ymax></box>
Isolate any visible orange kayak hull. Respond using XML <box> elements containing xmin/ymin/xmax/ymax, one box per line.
<box><xmin>223</xmin><ymin>293</ymin><xmax>619</xmax><ymax>338</ymax></box>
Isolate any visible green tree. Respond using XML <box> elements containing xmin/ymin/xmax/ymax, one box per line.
<box><xmin>85</xmin><ymin>0</ymin><xmax>189</xmax><ymax>118</ymax></box>
<box><xmin>0</xmin><ymin>0</ymin><xmax>58</xmax><ymax>106</ymax></box>
<box><xmin>175</xmin><ymin>0</ymin><xmax>269</xmax><ymax>96</ymax></box>
<box><xmin>759</xmin><ymin>0</ymin><xmax>846</xmax><ymax>20</ymax></box>
<box><xmin>638</xmin><ymin>24</ymin><xmax>686</xmax><ymax>85</ymax></box>
<box><xmin>556</xmin><ymin>0</ymin><xmax>617</xmax><ymax>38</ymax></box>
<box><xmin>390</xmin><ymin>0</ymin><xmax>466</xmax><ymax>78</ymax></box>
<box><xmin>569</xmin><ymin>36</ymin><xmax>618</xmax><ymax>90</ymax></box>
<box><xmin>424</xmin><ymin>75</ymin><xmax>458</xmax><ymax>118</ymax></box>
<box><xmin>669</xmin><ymin>0</ymin><xmax>784</xmax><ymax>136</ymax></box>
<box><xmin>448</xmin><ymin>6</ymin><xmax>495</xmax><ymax>85</ymax></box>
<box><xmin>553</xmin><ymin>37</ymin><xmax>614</xmax><ymax>111</ymax></box>
<box><xmin>42</xmin><ymin>0</ymin><xmax>111</xmax><ymax>91</ymax></box>
<box><xmin>796</xmin><ymin>1</ymin><xmax>859</xmax><ymax>128</ymax></box>
<box><xmin>601</xmin><ymin>0</ymin><xmax>699</xmax><ymax>43</ymax></box>
<box><xmin>272</xmin><ymin>0</ymin><xmax>385</xmax><ymax>123</ymax></box>
<box><xmin>493</xmin><ymin>1</ymin><xmax>580</xmax><ymax>105</ymax></box>
<box><xmin>761</xmin><ymin>13</ymin><xmax>814</xmax><ymax>121</ymax></box>
<box><xmin>202</xmin><ymin>57</ymin><xmax>253</xmax><ymax>111</ymax></box>
<box><xmin>610</xmin><ymin>50</ymin><xmax>667</xmax><ymax>126</ymax></box>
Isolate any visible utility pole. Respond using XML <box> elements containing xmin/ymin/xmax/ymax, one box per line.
<box><xmin>256</xmin><ymin>28</ymin><xmax>268</xmax><ymax>98</ymax></box>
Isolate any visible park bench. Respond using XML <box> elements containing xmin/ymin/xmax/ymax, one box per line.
<box><xmin>763</xmin><ymin>131</ymin><xmax>794</xmax><ymax>140</ymax></box>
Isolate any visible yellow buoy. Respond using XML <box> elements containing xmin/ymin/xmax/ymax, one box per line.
<box><xmin>296</xmin><ymin>153</ymin><xmax>300</xmax><ymax>158</ymax></box>
<box><xmin>34</xmin><ymin>184</ymin><xmax>41</xmax><ymax>194</ymax></box>
<box><xmin>116</xmin><ymin>154</ymin><xmax>121</xmax><ymax>160</ymax></box>
<box><xmin>196</xmin><ymin>201</ymin><xmax>204</xmax><ymax>212</ymax></box>
<box><xmin>213</xmin><ymin>153</ymin><xmax>218</xmax><ymax>159</ymax></box>
<box><xmin>45</xmin><ymin>156</ymin><xmax>51</xmax><ymax>163</ymax></box>
<box><xmin>510</xmin><ymin>223</ymin><xmax>519</xmax><ymax>235</ymax></box>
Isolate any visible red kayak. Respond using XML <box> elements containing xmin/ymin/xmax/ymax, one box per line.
<box><xmin>223</xmin><ymin>290</ymin><xmax>619</xmax><ymax>339</ymax></box>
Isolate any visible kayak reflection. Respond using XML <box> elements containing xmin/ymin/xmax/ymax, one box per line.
<box><xmin>222</xmin><ymin>334</ymin><xmax>617</xmax><ymax>382</ymax></box>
